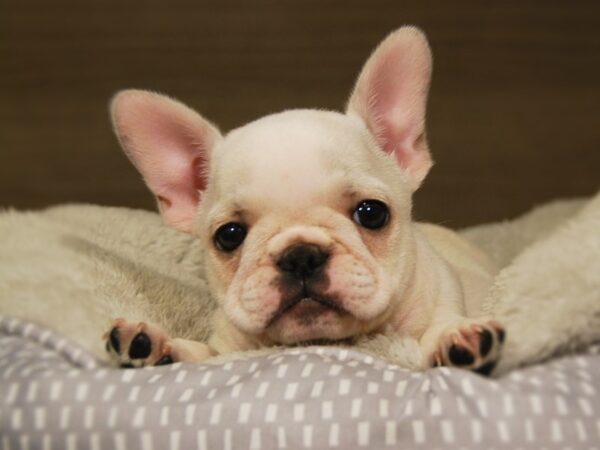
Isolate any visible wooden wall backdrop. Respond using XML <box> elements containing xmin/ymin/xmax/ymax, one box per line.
<box><xmin>1</xmin><ymin>0</ymin><xmax>599</xmax><ymax>227</ymax></box>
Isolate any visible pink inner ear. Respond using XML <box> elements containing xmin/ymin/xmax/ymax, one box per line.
<box><xmin>365</xmin><ymin>34</ymin><xmax>430</xmax><ymax>161</ymax></box>
<box><xmin>112</xmin><ymin>90</ymin><xmax>220</xmax><ymax>232</ymax></box>
<box><xmin>374</xmin><ymin>102</ymin><xmax>429</xmax><ymax>183</ymax></box>
<box><xmin>347</xmin><ymin>27</ymin><xmax>433</xmax><ymax>190</ymax></box>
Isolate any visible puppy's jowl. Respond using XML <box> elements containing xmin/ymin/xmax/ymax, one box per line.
<box><xmin>105</xmin><ymin>27</ymin><xmax>505</xmax><ymax>374</ymax></box>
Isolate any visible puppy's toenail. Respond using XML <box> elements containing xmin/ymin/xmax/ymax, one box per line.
<box><xmin>479</xmin><ymin>329</ymin><xmax>493</xmax><ymax>357</ymax></box>
<box><xmin>120</xmin><ymin>363</ymin><xmax>135</xmax><ymax>369</ymax></box>
<box><xmin>129</xmin><ymin>333</ymin><xmax>152</xmax><ymax>359</ymax></box>
<box><xmin>156</xmin><ymin>355</ymin><xmax>174</xmax><ymax>366</ymax></box>
<box><xmin>448</xmin><ymin>345</ymin><xmax>475</xmax><ymax>366</ymax></box>
<box><xmin>497</xmin><ymin>328</ymin><xmax>506</xmax><ymax>343</ymax></box>
<box><xmin>109</xmin><ymin>328</ymin><xmax>121</xmax><ymax>354</ymax></box>
<box><xmin>474</xmin><ymin>361</ymin><xmax>497</xmax><ymax>376</ymax></box>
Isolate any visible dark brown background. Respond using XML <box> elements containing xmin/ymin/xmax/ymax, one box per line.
<box><xmin>1</xmin><ymin>0</ymin><xmax>599</xmax><ymax>227</ymax></box>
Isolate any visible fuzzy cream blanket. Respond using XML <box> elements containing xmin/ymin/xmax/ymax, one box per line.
<box><xmin>1</xmin><ymin>192</ymin><xmax>599</xmax><ymax>374</ymax></box>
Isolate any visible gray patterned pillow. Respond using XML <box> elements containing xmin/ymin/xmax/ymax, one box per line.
<box><xmin>1</xmin><ymin>315</ymin><xmax>599</xmax><ymax>449</ymax></box>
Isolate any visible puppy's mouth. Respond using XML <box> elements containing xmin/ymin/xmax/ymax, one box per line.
<box><xmin>267</xmin><ymin>285</ymin><xmax>348</xmax><ymax>328</ymax></box>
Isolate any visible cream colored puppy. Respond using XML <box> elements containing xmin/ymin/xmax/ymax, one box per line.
<box><xmin>106</xmin><ymin>27</ymin><xmax>504</xmax><ymax>373</ymax></box>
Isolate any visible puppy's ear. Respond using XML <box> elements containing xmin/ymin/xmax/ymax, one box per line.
<box><xmin>111</xmin><ymin>90</ymin><xmax>221</xmax><ymax>233</ymax></box>
<box><xmin>346</xmin><ymin>27</ymin><xmax>433</xmax><ymax>191</ymax></box>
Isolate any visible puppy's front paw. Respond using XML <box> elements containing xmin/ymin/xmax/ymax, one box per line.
<box><xmin>431</xmin><ymin>320</ymin><xmax>505</xmax><ymax>376</ymax></box>
<box><xmin>104</xmin><ymin>319</ymin><xmax>175</xmax><ymax>368</ymax></box>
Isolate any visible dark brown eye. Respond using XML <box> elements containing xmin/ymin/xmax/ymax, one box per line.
<box><xmin>214</xmin><ymin>222</ymin><xmax>247</xmax><ymax>252</ymax></box>
<box><xmin>352</xmin><ymin>200</ymin><xmax>390</xmax><ymax>230</ymax></box>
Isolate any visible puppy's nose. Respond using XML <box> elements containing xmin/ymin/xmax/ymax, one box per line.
<box><xmin>277</xmin><ymin>244</ymin><xmax>329</xmax><ymax>279</ymax></box>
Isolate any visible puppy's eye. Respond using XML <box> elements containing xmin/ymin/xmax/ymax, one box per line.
<box><xmin>214</xmin><ymin>222</ymin><xmax>247</xmax><ymax>252</ymax></box>
<box><xmin>352</xmin><ymin>200</ymin><xmax>390</xmax><ymax>230</ymax></box>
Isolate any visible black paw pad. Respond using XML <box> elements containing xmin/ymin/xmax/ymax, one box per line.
<box><xmin>497</xmin><ymin>328</ymin><xmax>506</xmax><ymax>343</ymax></box>
<box><xmin>479</xmin><ymin>329</ymin><xmax>493</xmax><ymax>357</ymax></box>
<box><xmin>120</xmin><ymin>362</ymin><xmax>135</xmax><ymax>369</ymax></box>
<box><xmin>109</xmin><ymin>328</ymin><xmax>121</xmax><ymax>354</ymax></box>
<box><xmin>474</xmin><ymin>361</ymin><xmax>497</xmax><ymax>376</ymax></box>
<box><xmin>128</xmin><ymin>333</ymin><xmax>152</xmax><ymax>359</ymax></box>
<box><xmin>156</xmin><ymin>355</ymin><xmax>174</xmax><ymax>366</ymax></box>
<box><xmin>448</xmin><ymin>344</ymin><xmax>475</xmax><ymax>366</ymax></box>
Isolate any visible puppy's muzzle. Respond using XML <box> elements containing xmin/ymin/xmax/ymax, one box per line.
<box><xmin>277</xmin><ymin>243</ymin><xmax>329</xmax><ymax>280</ymax></box>
<box><xmin>268</xmin><ymin>243</ymin><xmax>346</xmax><ymax>327</ymax></box>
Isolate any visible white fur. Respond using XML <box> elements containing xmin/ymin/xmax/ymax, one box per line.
<box><xmin>102</xmin><ymin>27</ymin><xmax>499</xmax><ymax>366</ymax></box>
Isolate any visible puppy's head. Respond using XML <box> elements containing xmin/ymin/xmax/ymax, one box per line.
<box><xmin>111</xmin><ymin>27</ymin><xmax>433</xmax><ymax>344</ymax></box>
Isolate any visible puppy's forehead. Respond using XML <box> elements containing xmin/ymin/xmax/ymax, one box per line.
<box><xmin>212</xmin><ymin>110</ymin><xmax>377</xmax><ymax>208</ymax></box>
<box><xmin>220</xmin><ymin>110</ymin><xmax>372</xmax><ymax>168</ymax></box>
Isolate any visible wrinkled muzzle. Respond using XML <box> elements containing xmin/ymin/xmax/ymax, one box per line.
<box><xmin>222</xmin><ymin>226</ymin><xmax>392</xmax><ymax>343</ymax></box>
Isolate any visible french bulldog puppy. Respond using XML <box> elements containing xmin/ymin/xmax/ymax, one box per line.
<box><xmin>106</xmin><ymin>26</ymin><xmax>504</xmax><ymax>373</ymax></box>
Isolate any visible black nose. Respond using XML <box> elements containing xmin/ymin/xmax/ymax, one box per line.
<box><xmin>277</xmin><ymin>244</ymin><xmax>329</xmax><ymax>279</ymax></box>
